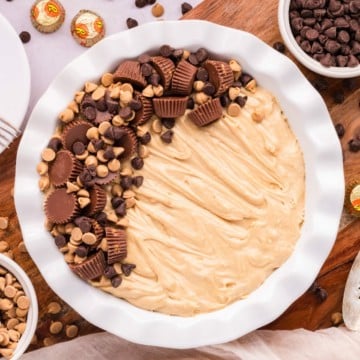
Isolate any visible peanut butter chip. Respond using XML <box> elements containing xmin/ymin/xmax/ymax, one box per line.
<box><xmin>78</xmin><ymin>197</ymin><xmax>91</xmax><ymax>209</ymax></box>
<box><xmin>96</xmin><ymin>164</ymin><xmax>109</xmax><ymax>178</ymax></box>
<box><xmin>16</xmin><ymin>295</ymin><xmax>30</xmax><ymax>310</ymax></box>
<box><xmin>108</xmin><ymin>159</ymin><xmax>121</xmax><ymax>172</ymax></box>
<box><xmin>101</xmin><ymin>73</ymin><xmax>113</xmax><ymax>87</ymax></box>
<box><xmin>66</xmin><ymin>324</ymin><xmax>79</xmax><ymax>338</ymax></box>
<box><xmin>92</xmin><ymin>86</ymin><xmax>106</xmax><ymax>101</ymax></box>
<box><xmin>0</xmin><ymin>299</ymin><xmax>13</xmax><ymax>311</ymax></box>
<box><xmin>227</xmin><ymin>103</ymin><xmax>241</xmax><ymax>117</ymax></box>
<box><xmin>58</xmin><ymin>108</ymin><xmax>74</xmax><ymax>123</ymax></box>
<box><xmin>84</xmin><ymin>82</ymin><xmax>97</xmax><ymax>93</ymax></box>
<box><xmin>82</xmin><ymin>232</ymin><xmax>97</xmax><ymax>245</ymax></box>
<box><xmin>4</xmin><ymin>285</ymin><xmax>17</xmax><ymax>299</ymax></box>
<box><xmin>71</xmin><ymin>227</ymin><xmax>83</xmax><ymax>241</ymax></box>
<box><xmin>47</xmin><ymin>301</ymin><xmax>62</xmax><ymax>315</ymax></box>
<box><xmin>36</xmin><ymin>161</ymin><xmax>48</xmax><ymax>175</ymax></box>
<box><xmin>0</xmin><ymin>217</ymin><xmax>8</xmax><ymax>230</ymax></box>
<box><xmin>49</xmin><ymin>321</ymin><xmax>63</xmax><ymax>335</ymax></box>
<box><xmin>41</xmin><ymin>148</ymin><xmax>56</xmax><ymax>162</ymax></box>
<box><xmin>15</xmin><ymin>322</ymin><xmax>26</xmax><ymax>334</ymax></box>
<box><xmin>74</xmin><ymin>91</ymin><xmax>85</xmax><ymax>104</ymax></box>
<box><xmin>152</xmin><ymin>118</ymin><xmax>162</xmax><ymax>133</ymax></box>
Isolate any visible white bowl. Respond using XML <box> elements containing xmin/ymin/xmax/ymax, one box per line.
<box><xmin>0</xmin><ymin>254</ymin><xmax>38</xmax><ymax>360</ymax></box>
<box><xmin>14</xmin><ymin>20</ymin><xmax>344</xmax><ymax>349</ymax></box>
<box><xmin>278</xmin><ymin>0</ymin><xmax>360</xmax><ymax>78</ymax></box>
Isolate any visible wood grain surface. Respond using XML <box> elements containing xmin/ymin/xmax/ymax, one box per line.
<box><xmin>0</xmin><ymin>0</ymin><xmax>358</xmax><ymax>351</ymax></box>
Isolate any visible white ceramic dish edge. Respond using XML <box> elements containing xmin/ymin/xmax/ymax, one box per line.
<box><xmin>14</xmin><ymin>20</ymin><xmax>344</xmax><ymax>349</ymax></box>
<box><xmin>278</xmin><ymin>0</ymin><xmax>360</xmax><ymax>78</ymax></box>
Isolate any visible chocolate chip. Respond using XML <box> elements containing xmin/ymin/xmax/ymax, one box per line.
<box><xmin>141</xmin><ymin>63</ymin><xmax>153</xmax><ymax>77</ymax></box>
<box><xmin>111</xmin><ymin>196</ymin><xmax>124</xmax><ymax>209</ymax></box>
<box><xmin>104</xmin><ymin>266</ymin><xmax>117</xmax><ymax>279</ymax></box>
<box><xmin>172</xmin><ymin>49</ymin><xmax>184</xmax><ymax>61</ymax></box>
<box><xmin>121</xmin><ymin>263</ymin><xmax>136</xmax><ymax>276</ymax></box>
<box><xmin>115</xmin><ymin>202</ymin><xmax>127</xmax><ymax>217</ymax></box>
<box><xmin>181</xmin><ymin>2</ymin><xmax>193</xmax><ymax>14</ymax></box>
<box><xmin>333</xmin><ymin>89</ymin><xmax>345</xmax><ymax>103</ymax></box>
<box><xmin>96</xmin><ymin>212</ymin><xmax>107</xmax><ymax>226</ymax></box>
<box><xmin>72</xmin><ymin>141</ymin><xmax>85</xmax><ymax>155</ymax></box>
<box><xmin>305</xmin><ymin>28</ymin><xmax>319</xmax><ymax>41</ymax></box>
<box><xmin>131</xmin><ymin>157</ymin><xmax>144</xmax><ymax>169</ymax></box>
<box><xmin>203</xmin><ymin>82</ymin><xmax>216</xmax><ymax>96</ymax></box>
<box><xmin>315</xmin><ymin>287</ymin><xmax>328</xmax><ymax>302</ymax></box>
<box><xmin>75</xmin><ymin>216</ymin><xmax>92</xmax><ymax>233</ymax></box>
<box><xmin>161</xmin><ymin>118</ymin><xmax>175</xmax><ymax>129</ymax></box>
<box><xmin>75</xmin><ymin>246</ymin><xmax>88</xmax><ymax>258</ymax></box>
<box><xmin>160</xmin><ymin>130</ymin><xmax>174</xmax><ymax>144</ymax></box>
<box><xmin>111</xmin><ymin>275</ymin><xmax>122</xmax><ymax>288</ymax></box>
<box><xmin>126</xmin><ymin>17</ymin><xmax>138</xmax><ymax>29</ymax></box>
<box><xmin>273</xmin><ymin>41</ymin><xmax>286</xmax><ymax>53</ymax></box>
<box><xmin>135</xmin><ymin>0</ymin><xmax>147</xmax><ymax>8</ymax></box>
<box><xmin>120</xmin><ymin>176</ymin><xmax>133</xmax><ymax>190</ymax></box>
<box><xmin>195</xmin><ymin>47</ymin><xmax>209</xmax><ymax>63</ymax></box>
<box><xmin>103</xmin><ymin>146</ymin><xmax>115</xmax><ymax>160</ymax></box>
<box><xmin>300</xmin><ymin>39</ymin><xmax>312</xmax><ymax>53</ymax></box>
<box><xmin>187</xmin><ymin>97</ymin><xmax>195</xmax><ymax>109</ymax></box>
<box><xmin>119</xmin><ymin>106</ymin><xmax>133</xmax><ymax>120</ymax></box>
<box><xmin>235</xmin><ymin>95</ymin><xmax>248</xmax><ymax>107</ymax></box>
<box><xmin>149</xmin><ymin>73</ymin><xmax>161</xmax><ymax>86</ymax></box>
<box><xmin>196</xmin><ymin>67</ymin><xmax>209</xmax><ymax>81</ymax></box>
<box><xmin>220</xmin><ymin>94</ymin><xmax>231</xmax><ymax>107</ymax></box>
<box><xmin>54</xmin><ymin>235</ymin><xmax>67</xmax><ymax>248</ymax></box>
<box><xmin>188</xmin><ymin>53</ymin><xmax>199</xmax><ymax>66</ymax></box>
<box><xmin>159</xmin><ymin>44</ymin><xmax>173</xmax><ymax>57</ymax></box>
<box><xmin>349</xmin><ymin>138</ymin><xmax>360</xmax><ymax>152</ymax></box>
<box><xmin>132</xmin><ymin>175</ymin><xmax>144</xmax><ymax>187</ymax></box>
<box><xmin>320</xmin><ymin>53</ymin><xmax>335</xmax><ymax>67</ymax></box>
<box><xmin>336</xmin><ymin>55</ymin><xmax>348</xmax><ymax>66</ymax></box>
<box><xmin>48</xmin><ymin>137</ymin><xmax>62</xmax><ymax>152</ymax></box>
<box><xmin>325</xmin><ymin>39</ymin><xmax>341</xmax><ymax>54</ymax></box>
<box><xmin>240</xmin><ymin>73</ymin><xmax>253</xmax><ymax>86</ymax></box>
<box><xmin>338</xmin><ymin>30</ymin><xmax>350</xmax><ymax>43</ymax></box>
<box><xmin>129</xmin><ymin>98</ymin><xmax>142</xmax><ymax>111</ymax></box>
<box><xmin>348</xmin><ymin>54</ymin><xmax>359</xmax><ymax>67</ymax></box>
<box><xmin>91</xmin><ymin>139</ymin><xmax>104</xmax><ymax>152</ymax></box>
<box><xmin>19</xmin><ymin>31</ymin><xmax>31</xmax><ymax>44</ymax></box>
<box><xmin>335</xmin><ymin>123</ymin><xmax>345</xmax><ymax>138</ymax></box>
<box><xmin>96</xmin><ymin>98</ymin><xmax>107</xmax><ymax>112</ymax></box>
<box><xmin>83</xmin><ymin>106</ymin><xmax>97</xmax><ymax>121</ymax></box>
<box><xmin>139</xmin><ymin>132</ymin><xmax>151</xmax><ymax>145</ymax></box>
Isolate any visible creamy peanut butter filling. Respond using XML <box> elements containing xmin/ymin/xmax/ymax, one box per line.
<box><xmin>92</xmin><ymin>86</ymin><xmax>305</xmax><ymax>316</ymax></box>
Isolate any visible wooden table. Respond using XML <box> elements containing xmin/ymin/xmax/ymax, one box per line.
<box><xmin>0</xmin><ymin>0</ymin><xmax>359</xmax><ymax>351</ymax></box>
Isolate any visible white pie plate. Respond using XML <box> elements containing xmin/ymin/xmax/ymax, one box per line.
<box><xmin>14</xmin><ymin>20</ymin><xmax>344</xmax><ymax>349</ymax></box>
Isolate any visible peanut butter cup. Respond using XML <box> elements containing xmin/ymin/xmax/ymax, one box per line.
<box><xmin>113</xmin><ymin>60</ymin><xmax>147</xmax><ymax>88</ymax></box>
<box><xmin>204</xmin><ymin>60</ymin><xmax>234</xmax><ymax>96</ymax></box>
<box><xmin>151</xmin><ymin>56</ymin><xmax>175</xmax><ymax>90</ymax></box>
<box><xmin>105</xmin><ymin>227</ymin><xmax>127</xmax><ymax>264</ymax></box>
<box><xmin>84</xmin><ymin>185</ymin><xmax>107</xmax><ymax>216</ymax></box>
<box><xmin>62</xmin><ymin>119</ymin><xmax>92</xmax><ymax>151</ymax></box>
<box><xmin>171</xmin><ymin>60</ymin><xmax>198</xmax><ymax>95</ymax></box>
<box><xmin>188</xmin><ymin>97</ymin><xmax>223</xmax><ymax>127</ymax></box>
<box><xmin>153</xmin><ymin>96</ymin><xmax>188</xmax><ymax>118</ymax></box>
<box><xmin>48</xmin><ymin>150</ymin><xmax>83</xmax><ymax>187</ymax></box>
<box><xmin>115</xmin><ymin>126</ymin><xmax>138</xmax><ymax>160</ymax></box>
<box><xmin>45</xmin><ymin>188</ymin><xmax>79</xmax><ymax>224</ymax></box>
<box><xmin>132</xmin><ymin>93</ymin><xmax>153</xmax><ymax>126</ymax></box>
<box><xmin>70</xmin><ymin>250</ymin><xmax>106</xmax><ymax>280</ymax></box>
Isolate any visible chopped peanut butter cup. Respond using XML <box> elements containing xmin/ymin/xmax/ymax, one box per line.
<box><xmin>188</xmin><ymin>97</ymin><xmax>223</xmax><ymax>127</ymax></box>
<box><xmin>62</xmin><ymin>119</ymin><xmax>92</xmax><ymax>151</ymax></box>
<box><xmin>115</xmin><ymin>126</ymin><xmax>137</xmax><ymax>160</ymax></box>
<box><xmin>48</xmin><ymin>150</ymin><xmax>83</xmax><ymax>187</ymax></box>
<box><xmin>90</xmin><ymin>219</ymin><xmax>105</xmax><ymax>243</ymax></box>
<box><xmin>171</xmin><ymin>60</ymin><xmax>198</xmax><ymax>95</ymax></box>
<box><xmin>132</xmin><ymin>93</ymin><xmax>153</xmax><ymax>126</ymax></box>
<box><xmin>113</xmin><ymin>60</ymin><xmax>147</xmax><ymax>88</ymax></box>
<box><xmin>204</xmin><ymin>60</ymin><xmax>234</xmax><ymax>96</ymax></box>
<box><xmin>153</xmin><ymin>96</ymin><xmax>188</xmax><ymax>118</ymax></box>
<box><xmin>70</xmin><ymin>250</ymin><xmax>106</xmax><ymax>280</ymax></box>
<box><xmin>45</xmin><ymin>188</ymin><xmax>79</xmax><ymax>224</ymax></box>
<box><xmin>105</xmin><ymin>227</ymin><xmax>127</xmax><ymax>264</ymax></box>
<box><xmin>151</xmin><ymin>56</ymin><xmax>175</xmax><ymax>90</ymax></box>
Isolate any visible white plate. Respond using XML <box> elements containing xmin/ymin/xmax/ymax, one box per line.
<box><xmin>0</xmin><ymin>13</ymin><xmax>30</xmax><ymax>153</ymax></box>
<box><xmin>14</xmin><ymin>20</ymin><xmax>344</xmax><ymax>349</ymax></box>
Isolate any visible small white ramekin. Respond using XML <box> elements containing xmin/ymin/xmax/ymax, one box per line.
<box><xmin>278</xmin><ymin>0</ymin><xmax>360</xmax><ymax>78</ymax></box>
<box><xmin>0</xmin><ymin>254</ymin><xmax>38</xmax><ymax>360</ymax></box>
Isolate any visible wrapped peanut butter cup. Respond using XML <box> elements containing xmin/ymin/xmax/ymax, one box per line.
<box><xmin>105</xmin><ymin>227</ymin><xmax>127</xmax><ymax>264</ymax></box>
<box><xmin>48</xmin><ymin>150</ymin><xmax>83</xmax><ymax>187</ymax></box>
<box><xmin>188</xmin><ymin>97</ymin><xmax>223</xmax><ymax>127</ymax></box>
<box><xmin>45</xmin><ymin>188</ymin><xmax>79</xmax><ymax>224</ymax></box>
<box><xmin>153</xmin><ymin>96</ymin><xmax>188</xmax><ymax>118</ymax></box>
<box><xmin>171</xmin><ymin>60</ymin><xmax>198</xmax><ymax>95</ymax></box>
<box><xmin>62</xmin><ymin>119</ymin><xmax>92</xmax><ymax>151</ymax></box>
<box><xmin>204</xmin><ymin>60</ymin><xmax>234</xmax><ymax>96</ymax></box>
<box><xmin>30</xmin><ymin>0</ymin><xmax>65</xmax><ymax>34</ymax></box>
<box><xmin>116</xmin><ymin>126</ymin><xmax>138</xmax><ymax>160</ymax></box>
<box><xmin>70</xmin><ymin>250</ymin><xmax>106</xmax><ymax>280</ymax></box>
<box><xmin>113</xmin><ymin>60</ymin><xmax>147</xmax><ymax>88</ymax></box>
<box><xmin>151</xmin><ymin>56</ymin><xmax>175</xmax><ymax>90</ymax></box>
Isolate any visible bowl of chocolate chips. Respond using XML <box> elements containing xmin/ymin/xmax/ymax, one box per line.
<box><xmin>278</xmin><ymin>0</ymin><xmax>360</xmax><ymax>78</ymax></box>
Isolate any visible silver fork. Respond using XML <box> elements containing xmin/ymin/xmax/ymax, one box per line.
<box><xmin>0</xmin><ymin>118</ymin><xmax>21</xmax><ymax>151</ymax></box>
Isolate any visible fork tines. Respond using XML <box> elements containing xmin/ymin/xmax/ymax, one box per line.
<box><xmin>0</xmin><ymin>118</ymin><xmax>21</xmax><ymax>150</ymax></box>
